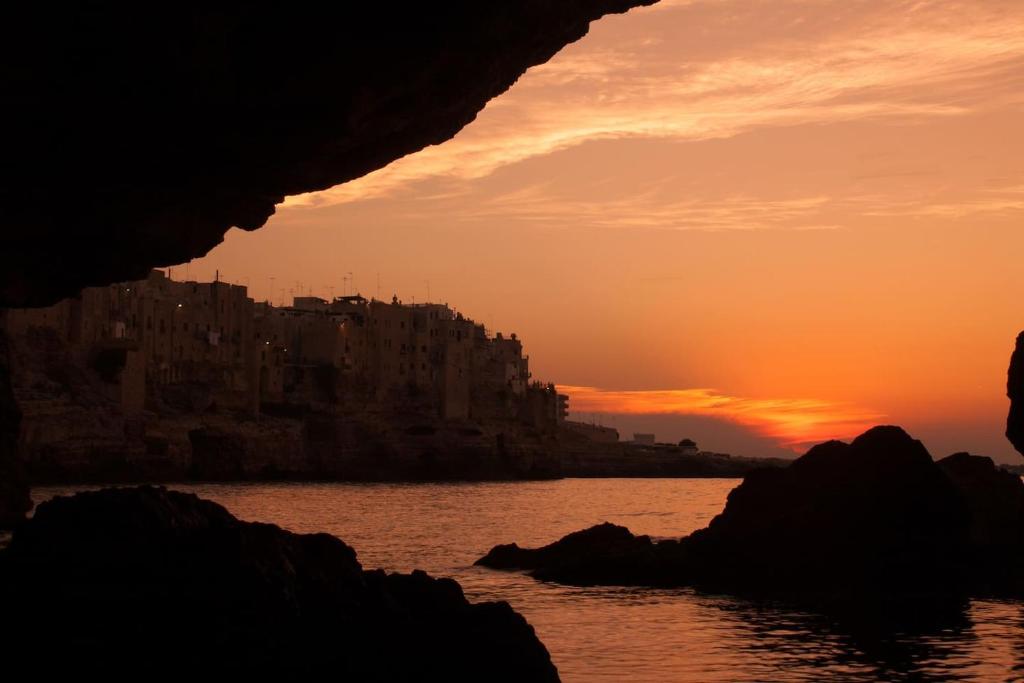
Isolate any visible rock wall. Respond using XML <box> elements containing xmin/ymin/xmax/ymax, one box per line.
<box><xmin>1007</xmin><ymin>331</ymin><xmax>1024</xmax><ymax>457</ymax></box>
<box><xmin>0</xmin><ymin>321</ymin><xmax>31</xmax><ymax>526</ymax></box>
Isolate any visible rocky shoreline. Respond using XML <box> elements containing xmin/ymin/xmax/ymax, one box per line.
<box><xmin>8</xmin><ymin>324</ymin><xmax>784</xmax><ymax>487</ymax></box>
<box><xmin>477</xmin><ymin>426</ymin><xmax>1024</xmax><ymax>607</ymax></box>
<box><xmin>16</xmin><ymin>398</ymin><xmax>786</xmax><ymax>486</ymax></box>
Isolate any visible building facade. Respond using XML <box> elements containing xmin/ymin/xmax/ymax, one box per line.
<box><xmin>6</xmin><ymin>271</ymin><xmax>557</xmax><ymax>427</ymax></box>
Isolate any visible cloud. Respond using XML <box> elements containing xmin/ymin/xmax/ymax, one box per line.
<box><xmin>559</xmin><ymin>384</ymin><xmax>886</xmax><ymax>451</ymax></box>
<box><xmin>860</xmin><ymin>183</ymin><xmax>1024</xmax><ymax>219</ymax></box>
<box><xmin>455</xmin><ymin>188</ymin><xmax>837</xmax><ymax>230</ymax></box>
<box><xmin>283</xmin><ymin>0</ymin><xmax>1024</xmax><ymax>210</ymax></box>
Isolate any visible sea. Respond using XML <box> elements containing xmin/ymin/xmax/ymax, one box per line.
<box><xmin>33</xmin><ymin>479</ymin><xmax>1024</xmax><ymax>682</ymax></box>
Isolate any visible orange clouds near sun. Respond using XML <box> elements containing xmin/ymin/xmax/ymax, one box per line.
<box><xmin>559</xmin><ymin>385</ymin><xmax>885</xmax><ymax>451</ymax></box>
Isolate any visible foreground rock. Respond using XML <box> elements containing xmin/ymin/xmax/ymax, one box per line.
<box><xmin>479</xmin><ymin>426</ymin><xmax>1024</xmax><ymax>604</ymax></box>
<box><xmin>0</xmin><ymin>487</ymin><xmax>558</xmax><ymax>680</ymax></box>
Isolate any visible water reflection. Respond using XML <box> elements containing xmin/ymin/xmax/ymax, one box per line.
<box><xmin>32</xmin><ymin>479</ymin><xmax>1024</xmax><ymax>682</ymax></box>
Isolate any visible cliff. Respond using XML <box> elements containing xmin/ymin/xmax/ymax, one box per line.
<box><xmin>0</xmin><ymin>325</ymin><xmax>31</xmax><ymax>526</ymax></box>
<box><xmin>7</xmin><ymin>320</ymin><xmax>782</xmax><ymax>483</ymax></box>
<box><xmin>1007</xmin><ymin>331</ymin><xmax>1024</xmax><ymax>457</ymax></box>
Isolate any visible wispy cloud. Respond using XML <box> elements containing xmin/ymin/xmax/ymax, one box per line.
<box><xmin>457</xmin><ymin>189</ymin><xmax>837</xmax><ymax>230</ymax></box>
<box><xmin>284</xmin><ymin>0</ymin><xmax>1024</xmax><ymax>210</ymax></box>
<box><xmin>559</xmin><ymin>384</ymin><xmax>885</xmax><ymax>451</ymax></box>
<box><xmin>860</xmin><ymin>184</ymin><xmax>1024</xmax><ymax>219</ymax></box>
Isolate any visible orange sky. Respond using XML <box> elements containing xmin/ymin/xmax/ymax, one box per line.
<box><xmin>184</xmin><ymin>0</ymin><xmax>1024</xmax><ymax>461</ymax></box>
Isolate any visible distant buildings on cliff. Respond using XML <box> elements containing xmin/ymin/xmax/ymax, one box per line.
<box><xmin>5</xmin><ymin>270</ymin><xmax>567</xmax><ymax>429</ymax></box>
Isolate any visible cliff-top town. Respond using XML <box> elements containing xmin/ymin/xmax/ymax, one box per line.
<box><xmin>6</xmin><ymin>270</ymin><xmax>778</xmax><ymax>482</ymax></box>
<box><xmin>8</xmin><ymin>269</ymin><xmax>560</xmax><ymax>423</ymax></box>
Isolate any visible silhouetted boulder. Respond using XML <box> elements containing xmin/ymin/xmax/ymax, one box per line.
<box><xmin>480</xmin><ymin>426</ymin><xmax>1024</xmax><ymax>604</ymax></box>
<box><xmin>477</xmin><ymin>522</ymin><xmax>685</xmax><ymax>585</ymax></box>
<box><xmin>0</xmin><ymin>486</ymin><xmax>558</xmax><ymax>680</ymax></box>
<box><xmin>937</xmin><ymin>451</ymin><xmax>1024</xmax><ymax>595</ymax></box>
<box><xmin>1007</xmin><ymin>331</ymin><xmax>1024</xmax><ymax>457</ymax></box>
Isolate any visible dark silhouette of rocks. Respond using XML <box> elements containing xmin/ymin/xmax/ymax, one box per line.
<box><xmin>478</xmin><ymin>522</ymin><xmax>679</xmax><ymax>586</ymax></box>
<box><xmin>681</xmin><ymin>426</ymin><xmax>971</xmax><ymax>598</ymax></box>
<box><xmin>0</xmin><ymin>486</ymin><xmax>559</xmax><ymax>680</ymax></box>
<box><xmin>0</xmin><ymin>330</ymin><xmax>30</xmax><ymax>527</ymax></box>
<box><xmin>478</xmin><ymin>426</ymin><xmax>1024</xmax><ymax>604</ymax></box>
<box><xmin>0</xmin><ymin>2</ymin><xmax>653</xmax><ymax>308</ymax></box>
<box><xmin>936</xmin><ymin>451</ymin><xmax>1024</xmax><ymax>595</ymax></box>
<box><xmin>1007</xmin><ymin>331</ymin><xmax>1024</xmax><ymax>457</ymax></box>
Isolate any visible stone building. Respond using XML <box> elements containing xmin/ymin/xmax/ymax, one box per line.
<box><xmin>8</xmin><ymin>271</ymin><xmax>556</xmax><ymax>428</ymax></box>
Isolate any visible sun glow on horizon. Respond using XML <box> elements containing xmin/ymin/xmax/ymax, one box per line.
<box><xmin>559</xmin><ymin>385</ymin><xmax>886</xmax><ymax>452</ymax></box>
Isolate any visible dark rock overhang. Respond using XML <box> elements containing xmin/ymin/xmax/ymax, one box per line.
<box><xmin>0</xmin><ymin>1</ymin><xmax>655</xmax><ymax>307</ymax></box>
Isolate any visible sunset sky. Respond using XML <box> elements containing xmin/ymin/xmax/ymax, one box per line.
<box><xmin>185</xmin><ymin>0</ymin><xmax>1024</xmax><ymax>461</ymax></box>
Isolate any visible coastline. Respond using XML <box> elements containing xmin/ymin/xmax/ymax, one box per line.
<box><xmin>19</xmin><ymin>407</ymin><xmax>786</xmax><ymax>486</ymax></box>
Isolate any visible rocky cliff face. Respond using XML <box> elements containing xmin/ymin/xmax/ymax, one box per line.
<box><xmin>1006</xmin><ymin>331</ymin><xmax>1024</xmax><ymax>457</ymax></box>
<box><xmin>1</xmin><ymin>1</ymin><xmax>654</xmax><ymax>307</ymax></box>
<box><xmin>1</xmin><ymin>486</ymin><xmax>559</xmax><ymax>680</ymax></box>
<box><xmin>0</xmin><ymin>326</ymin><xmax>31</xmax><ymax>526</ymax></box>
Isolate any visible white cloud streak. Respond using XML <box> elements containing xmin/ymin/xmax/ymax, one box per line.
<box><xmin>283</xmin><ymin>1</ymin><xmax>1024</xmax><ymax>211</ymax></box>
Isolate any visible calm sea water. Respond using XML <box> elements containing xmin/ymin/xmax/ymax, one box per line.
<box><xmin>34</xmin><ymin>479</ymin><xmax>1024</xmax><ymax>682</ymax></box>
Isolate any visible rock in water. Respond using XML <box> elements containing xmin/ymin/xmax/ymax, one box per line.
<box><xmin>480</xmin><ymin>426</ymin><xmax>1024</xmax><ymax>604</ymax></box>
<box><xmin>1007</xmin><ymin>331</ymin><xmax>1024</xmax><ymax>457</ymax></box>
<box><xmin>680</xmin><ymin>426</ymin><xmax>970</xmax><ymax>599</ymax></box>
<box><xmin>936</xmin><ymin>452</ymin><xmax>1024</xmax><ymax>595</ymax></box>
<box><xmin>0</xmin><ymin>486</ymin><xmax>559</xmax><ymax>681</ymax></box>
<box><xmin>477</xmin><ymin>522</ymin><xmax>682</xmax><ymax>586</ymax></box>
